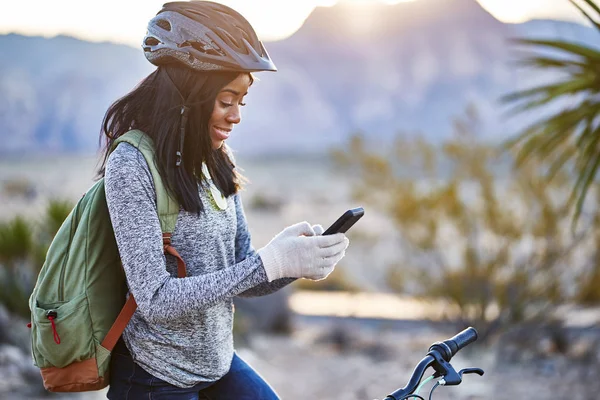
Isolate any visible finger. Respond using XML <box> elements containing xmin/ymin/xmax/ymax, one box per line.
<box><xmin>318</xmin><ymin>240</ymin><xmax>348</xmax><ymax>258</ymax></box>
<box><xmin>305</xmin><ymin>264</ymin><xmax>335</xmax><ymax>281</ymax></box>
<box><xmin>341</xmin><ymin>236</ymin><xmax>349</xmax><ymax>250</ymax></box>
<box><xmin>286</xmin><ymin>221</ymin><xmax>316</xmax><ymax>237</ymax></box>
<box><xmin>312</xmin><ymin>224</ymin><xmax>324</xmax><ymax>235</ymax></box>
<box><xmin>324</xmin><ymin>250</ymin><xmax>345</xmax><ymax>264</ymax></box>
<box><xmin>318</xmin><ymin>264</ymin><xmax>336</xmax><ymax>280</ymax></box>
<box><xmin>314</xmin><ymin>233</ymin><xmax>346</xmax><ymax>248</ymax></box>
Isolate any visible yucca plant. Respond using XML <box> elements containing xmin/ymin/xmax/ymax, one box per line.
<box><xmin>503</xmin><ymin>0</ymin><xmax>600</xmax><ymax>228</ymax></box>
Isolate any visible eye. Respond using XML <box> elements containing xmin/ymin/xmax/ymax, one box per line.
<box><xmin>219</xmin><ymin>100</ymin><xmax>246</xmax><ymax>107</ymax></box>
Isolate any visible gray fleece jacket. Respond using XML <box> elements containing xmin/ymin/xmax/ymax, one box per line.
<box><xmin>104</xmin><ymin>143</ymin><xmax>293</xmax><ymax>388</ymax></box>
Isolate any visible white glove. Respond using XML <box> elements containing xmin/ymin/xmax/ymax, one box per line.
<box><xmin>312</xmin><ymin>224</ymin><xmax>325</xmax><ymax>235</ymax></box>
<box><xmin>258</xmin><ymin>221</ymin><xmax>349</xmax><ymax>282</ymax></box>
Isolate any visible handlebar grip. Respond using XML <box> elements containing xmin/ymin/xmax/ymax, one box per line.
<box><xmin>446</xmin><ymin>327</ymin><xmax>478</xmax><ymax>355</ymax></box>
<box><xmin>429</xmin><ymin>327</ymin><xmax>478</xmax><ymax>361</ymax></box>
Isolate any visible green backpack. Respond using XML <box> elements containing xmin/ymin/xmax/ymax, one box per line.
<box><xmin>28</xmin><ymin>130</ymin><xmax>187</xmax><ymax>392</ymax></box>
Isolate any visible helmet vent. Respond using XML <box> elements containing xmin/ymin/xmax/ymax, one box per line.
<box><xmin>144</xmin><ymin>37</ymin><xmax>160</xmax><ymax>47</ymax></box>
<box><xmin>180</xmin><ymin>40</ymin><xmax>225</xmax><ymax>57</ymax></box>
<box><xmin>187</xmin><ymin>10</ymin><xmax>210</xmax><ymax>19</ymax></box>
<box><xmin>216</xmin><ymin>10</ymin><xmax>234</xmax><ymax>20</ymax></box>
<box><xmin>215</xmin><ymin>28</ymin><xmax>248</xmax><ymax>54</ymax></box>
<box><xmin>215</xmin><ymin>28</ymin><xmax>236</xmax><ymax>44</ymax></box>
<box><xmin>156</xmin><ymin>19</ymin><xmax>171</xmax><ymax>31</ymax></box>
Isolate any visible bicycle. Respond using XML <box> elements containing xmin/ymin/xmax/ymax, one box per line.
<box><xmin>381</xmin><ymin>327</ymin><xmax>485</xmax><ymax>400</ymax></box>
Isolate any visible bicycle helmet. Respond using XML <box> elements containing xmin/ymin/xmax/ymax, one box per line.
<box><xmin>143</xmin><ymin>1</ymin><xmax>277</xmax><ymax>72</ymax></box>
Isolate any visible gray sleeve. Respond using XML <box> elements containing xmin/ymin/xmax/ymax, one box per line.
<box><xmin>104</xmin><ymin>143</ymin><xmax>269</xmax><ymax>324</ymax></box>
<box><xmin>232</xmin><ymin>193</ymin><xmax>296</xmax><ymax>298</ymax></box>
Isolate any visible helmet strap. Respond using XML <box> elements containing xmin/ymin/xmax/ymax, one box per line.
<box><xmin>176</xmin><ymin>106</ymin><xmax>190</xmax><ymax>167</ymax></box>
<box><xmin>164</xmin><ymin>71</ymin><xmax>190</xmax><ymax>168</ymax></box>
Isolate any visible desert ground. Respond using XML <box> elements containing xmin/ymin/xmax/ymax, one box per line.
<box><xmin>1</xmin><ymin>153</ymin><xmax>600</xmax><ymax>400</ymax></box>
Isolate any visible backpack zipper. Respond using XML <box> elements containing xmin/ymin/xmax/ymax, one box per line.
<box><xmin>58</xmin><ymin>262</ymin><xmax>66</xmax><ymax>302</ymax></box>
<box><xmin>58</xmin><ymin>205</ymin><xmax>80</xmax><ymax>302</ymax></box>
<box><xmin>57</xmin><ymin>231</ymin><xmax>70</xmax><ymax>302</ymax></box>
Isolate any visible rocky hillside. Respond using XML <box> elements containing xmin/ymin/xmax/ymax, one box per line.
<box><xmin>1</xmin><ymin>0</ymin><xmax>597</xmax><ymax>155</ymax></box>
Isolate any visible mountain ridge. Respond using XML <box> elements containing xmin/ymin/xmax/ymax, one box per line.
<box><xmin>1</xmin><ymin>1</ymin><xmax>597</xmax><ymax>155</ymax></box>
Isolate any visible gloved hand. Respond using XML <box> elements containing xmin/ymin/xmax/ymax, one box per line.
<box><xmin>258</xmin><ymin>221</ymin><xmax>349</xmax><ymax>282</ymax></box>
<box><xmin>312</xmin><ymin>224</ymin><xmax>324</xmax><ymax>235</ymax></box>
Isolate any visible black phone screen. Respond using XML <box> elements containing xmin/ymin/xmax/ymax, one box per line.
<box><xmin>322</xmin><ymin>207</ymin><xmax>364</xmax><ymax>235</ymax></box>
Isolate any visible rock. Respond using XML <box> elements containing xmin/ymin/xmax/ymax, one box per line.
<box><xmin>0</xmin><ymin>344</ymin><xmax>23</xmax><ymax>367</ymax></box>
<box><xmin>314</xmin><ymin>325</ymin><xmax>355</xmax><ymax>352</ymax></box>
<box><xmin>495</xmin><ymin>320</ymin><xmax>569</xmax><ymax>365</ymax></box>
<box><xmin>0</xmin><ymin>304</ymin><xmax>32</xmax><ymax>352</ymax></box>
<box><xmin>0</xmin><ymin>344</ymin><xmax>47</xmax><ymax>398</ymax></box>
<box><xmin>568</xmin><ymin>337</ymin><xmax>599</xmax><ymax>363</ymax></box>
<box><xmin>538</xmin><ymin>336</ymin><xmax>558</xmax><ymax>357</ymax></box>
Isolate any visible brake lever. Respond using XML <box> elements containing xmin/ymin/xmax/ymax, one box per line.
<box><xmin>458</xmin><ymin>368</ymin><xmax>484</xmax><ymax>378</ymax></box>
<box><xmin>429</xmin><ymin>347</ymin><xmax>485</xmax><ymax>387</ymax></box>
<box><xmin>437</xmin><ymin>367</ymin><xmax>484</xmax><ymax>387</ymax></box>
<box><xmin>428</xmin><ymin>349</ymin><xmax>462</xmax><ymax>385</ymax></box>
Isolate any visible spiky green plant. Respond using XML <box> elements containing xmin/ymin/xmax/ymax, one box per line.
<box><xmin>503</xmin><ymin>0</ymin><xmax>600</xmax><ymax>228</ymax></box>
<box><xmin>0</xmin><ymin>216</ymin><xmax>33</xmax><ymax>268</ymax></box>
<box><xmin>0</xmin><ymin>199</ymin><xmax>73</xmax><ymax>318</ymax></box>
<box><xmin>45</xmin><ymin>199</ymin><xmax>73</xmax><ymax>237</ymax></box>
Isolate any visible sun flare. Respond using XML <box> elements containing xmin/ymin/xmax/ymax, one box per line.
<box><xmin>0</xmin><ymin>0</ymin><xmax>588</xmax><ymax>46</ymax></box>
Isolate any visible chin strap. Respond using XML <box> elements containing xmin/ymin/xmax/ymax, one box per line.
<box><xmin>176</xmin><ymin>106</ymin><xmax>190</xmax><ymax>167</ymax></box>
<box><xmin>164</xmin><ymin>70</ymin><xmax>190</xmax><ymax>168</ymax></box>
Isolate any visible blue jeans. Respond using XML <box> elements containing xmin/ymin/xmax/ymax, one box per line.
<box><xmin>107</xmin><ymin>338</ymin><xmax>280</xmax><ymax>399</ymax></box>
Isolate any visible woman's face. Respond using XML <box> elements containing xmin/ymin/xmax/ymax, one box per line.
<box><xmin>209</xmin><ymin>73</ymin><xmax>251</xmax><ymax>150</ymax></box>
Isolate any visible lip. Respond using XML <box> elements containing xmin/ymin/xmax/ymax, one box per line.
<box><xmin>213</xmin><ymin>126</ymin><xmax>231</xmax><ymax>140</ymax></box>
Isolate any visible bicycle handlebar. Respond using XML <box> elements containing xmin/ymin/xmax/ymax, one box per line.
<box><xmin>428</xmin><ymin>327</ymin><xmax>478</xmax><ymax>362</ymax></box>
<box><xmin>384</xmin><ymin>355</ymin><xmax>435</xmax><ymax>400</ymax></box>
<box><xmin>384</xmin><ymin>327</ymin><xmax>479</xmax><ymax>400</ymax></box>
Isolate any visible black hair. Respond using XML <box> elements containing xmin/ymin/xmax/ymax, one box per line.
<box><xmin>98</xmin><ymin>64</ymin><xmax>251</xmax><ymax>214</ymax></box>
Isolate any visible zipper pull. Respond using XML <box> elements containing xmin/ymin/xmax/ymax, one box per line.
<box><xmin>46</xmin><ymin>310</ymin><xmax>61</xmax><ymax>345</ymax></box>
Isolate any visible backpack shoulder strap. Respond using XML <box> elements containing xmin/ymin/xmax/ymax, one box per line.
<box><xmin>110</xmin><ymin>130</ymin><xmax>179</xmax><ymax>234</ymax></box>
<box><xmin>101</xmin><ymin>130</ymin><xmax>186</xmax><ymax>352</ymax></box>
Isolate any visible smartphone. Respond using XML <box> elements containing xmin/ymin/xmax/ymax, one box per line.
<box><xmin>322</xmin><ymin>207</ymin><xmax>364</xmax><ymax>235</ymax></box>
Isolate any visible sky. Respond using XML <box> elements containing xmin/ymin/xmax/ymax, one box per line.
<box><xmin>0</xmin><ymin>0</ymin><xmax>589</xmax><ymax>46</ymax></box>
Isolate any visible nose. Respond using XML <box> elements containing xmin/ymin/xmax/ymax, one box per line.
<box><xmin>226</xmin><ymin>106</ymin><xmax>241</xmax><ymax>125</ymax></box>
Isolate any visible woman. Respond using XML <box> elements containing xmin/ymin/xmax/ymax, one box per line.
<box><xmin>101</xmin><ymin>1</ymin><xmax>349</xmax><ymax>399</ymax></box>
